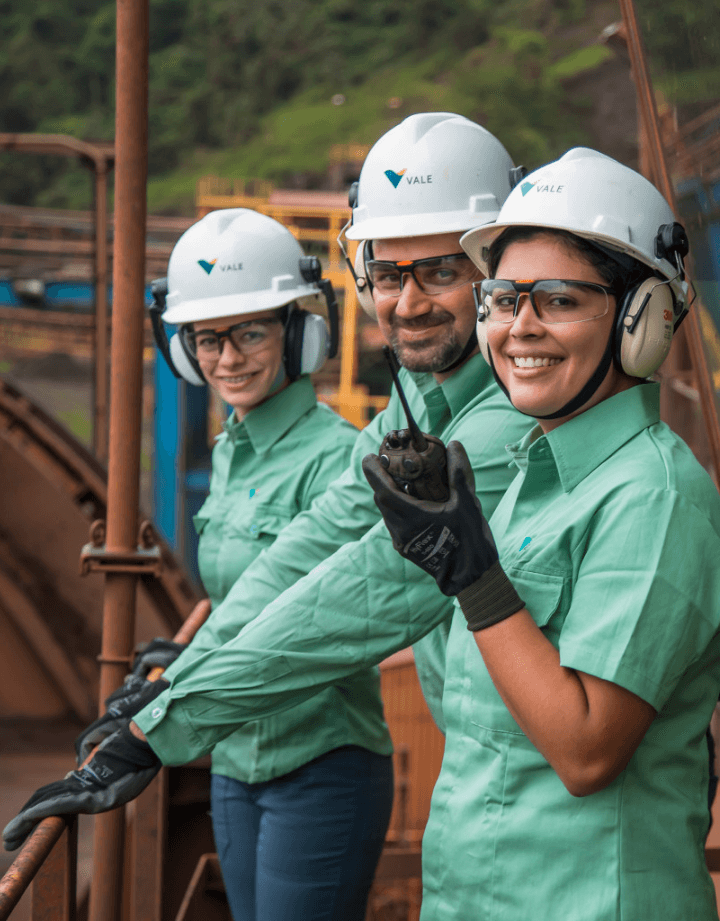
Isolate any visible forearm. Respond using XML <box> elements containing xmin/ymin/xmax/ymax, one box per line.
<box><xmin>136</xmin><ymin>526</ymin><xmax>454</xmax><ymax>764</ymax></box>
<box><xmin>472</xmin><ymin>609</ymin><xmax>655</xmax><ymax>795</ymax></box>
<box><xmin>164</xmin><ymin>448</ymin><xmax>386</xmax><ymax>678</ymax></box>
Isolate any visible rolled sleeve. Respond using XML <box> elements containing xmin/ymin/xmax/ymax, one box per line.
<box><xmin>559</xmin><ymin>488</ymin><xmax>720</xmax><ymax>710</ymax></box>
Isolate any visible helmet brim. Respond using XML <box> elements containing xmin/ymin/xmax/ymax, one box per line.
<box><xmin>163</xmin><ymin>285</ymin><xmax>319</xmax><ymax>324</ymax></box>
<box><xmin>346</xmin><ymin>209</ymin><xmax>500</xmax><ymax>242</ymax></box>
<box><xmin>461</xmin><ymin>221</ymin><xmax>675</xmax><ymax>280</ymax></box>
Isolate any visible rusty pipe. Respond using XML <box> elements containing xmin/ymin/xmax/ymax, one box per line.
<box><xmin>0</xmin><ymin>819</ymin><xmax>67</xmax><ymax>920</ymax></box>
<box><xmin>88</xmin><ymin>3</ymin><xmax>150</xmax><ymax>917</ymax></box>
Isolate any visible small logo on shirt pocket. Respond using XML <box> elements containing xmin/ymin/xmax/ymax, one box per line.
<box><xmin>519</xmin><ymin>536</ymin><xmax>532</xmax><ymax>552</ymax></box>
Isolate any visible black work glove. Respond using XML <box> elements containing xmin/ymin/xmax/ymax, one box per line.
<box><xmin>3</xmin><ymin>723</ymin><xmax>160</xmax><ymax>852</ymax></box>
<box><xmin>362</xmin><ymin>440</ymin><xmax>524</xmax><ymax>630</ymax></box>
<box><xmin>74</xmin><ymin>677</ymin><xmax>169</xmax><ymax>765</ymax></box>
<box><xmin>130</xmin><ymin>637</ymin><xmax>188</xmax><ymax>679</ymax></box>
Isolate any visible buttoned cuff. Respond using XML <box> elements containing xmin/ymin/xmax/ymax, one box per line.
<box><xmin>134</xmin><ymin>690</ymin><xmax>208</xmax><ymax>766</ymax></box>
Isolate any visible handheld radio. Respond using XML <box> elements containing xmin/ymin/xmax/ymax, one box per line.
<box><xmin>378</xmin><ymin>347</ymin><xmax>449</xmax><ymax>502</ymax></box>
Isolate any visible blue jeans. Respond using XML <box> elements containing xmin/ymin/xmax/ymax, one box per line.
<box><xmin>210</xmin><ymin>746</ymin><xmax>394</xmax><ymax>921</ymax></box>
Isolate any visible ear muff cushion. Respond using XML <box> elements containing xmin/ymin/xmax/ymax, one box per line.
<box><xmin>283</xmin><ymin>308</ymin><xmax>306</xmax><ymax>380</ymax></box>
<box><xmin>615</xmin><ymin>277</ymin><xmax>675</xmax><ymax>378</ymax></box>
<box><xmin>169</xmin><ymin>332</ymin><xmax>206</xmax><ymax>386</ymax></box>
<box><xmin>354</xmin><ymin>242</ymin><xmax>377</xmax><ymax>318</ymax></box>
<box><xmin>298</xmin><ymin>313</ymin><xmax>330</xmax><ymax>375</ymax></box>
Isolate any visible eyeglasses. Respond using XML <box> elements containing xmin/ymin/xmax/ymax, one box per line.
<box><xmin>475</xmin><ymin>279</ymin><xmax>615</xmax><ymax>326</ymax></box>
<box><xmin>182</xmin><ymin>318</ymin><xmax>282</xmax><ymax>359</ymax></box>
<box><xmin>365</xmin><ymin>253</ymin><xmax>481</xmax><ymax>296</ymax></box>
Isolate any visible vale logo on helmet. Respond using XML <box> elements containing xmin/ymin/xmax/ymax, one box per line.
<box><xmin>197</xmin><ymin>258</ymin><xmax>243</xmax><ymax>275</ymax></box>
<box><xmin>384</xmin><ymin>168</ymin><xmax>433</xmax><ymax>189</ymax></box>
<box><xmin>520</xmin><ymin>180</ymin><xmax>564</xmax><ymax>197</ymax></box>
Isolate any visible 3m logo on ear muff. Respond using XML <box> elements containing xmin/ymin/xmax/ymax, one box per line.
<box><xmin>198</xmin><ymin>258</ymin><xmax>217</xmax><ymax>275</ymax></box>
<box><xmin>384</xmin><ymin>168</ymin><xmax>407</xmax><ymax>188</ymax></box>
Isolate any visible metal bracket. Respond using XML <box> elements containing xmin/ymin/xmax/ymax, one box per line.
<box><xmin>79</xmin><ymin>519</ymin><xmax>163</xmax><ymax>577</ymax></box>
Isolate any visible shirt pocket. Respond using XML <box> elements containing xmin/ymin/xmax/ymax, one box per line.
<box><xmin>465</xmin><ymin>567</ymin><xmax>567</xmax><ymax>736</ymax></box>
<box><xmin>226</xmin><ymin>502</ymin><xmax>295</xmax><ymax>543</ymax></box>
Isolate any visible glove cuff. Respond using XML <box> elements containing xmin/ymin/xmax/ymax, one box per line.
<box><xmin>457</xmin><ymin>561</ymin><xmax>525</xmax><ymax>632</ymax></box>
<box><xmin>114</xmin><ymin>722</ymin><xmax>161</xmax><ymax>768</ymax></box>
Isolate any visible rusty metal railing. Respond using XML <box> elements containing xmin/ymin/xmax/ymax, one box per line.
<box><xmin>0</xmin><ymin>601</ymin><xmax>210</xmax><ymax>920</ymax></box>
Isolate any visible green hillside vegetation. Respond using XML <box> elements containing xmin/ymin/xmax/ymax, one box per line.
<box><xmin>0</xmin><ymin>0</ymin><xmax>717</xmax><ymax>215</ymax></box>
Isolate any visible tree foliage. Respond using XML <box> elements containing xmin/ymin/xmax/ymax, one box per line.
<box><xmin>1</xmin><ymin>0</ymin><xmax>716</xmax><ymax>210</ymax></box>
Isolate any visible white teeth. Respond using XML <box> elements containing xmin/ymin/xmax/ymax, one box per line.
<box><xmin>223</xmin><ymin>374</ymin><xmax>253</xmax><ymax>383</ymax></box>
<box><xmin>513</xmin><ymin>357</ymin><xmax>562</xmax><ymax>368</ymax></box>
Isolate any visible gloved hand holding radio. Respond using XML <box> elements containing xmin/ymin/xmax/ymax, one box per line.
<box><xmin>3</xmin><ymin>723</ymin><xmax>160</xmax><ymax>852</ymax></box>
<box><xmin>362</xmin><ymin>440</ymin><xmax>525</xmax><ymax>631</ymax></box>
<box><xmin>74</xmin><ymin>677</ymin><xmax>169</xmax><ymax>765</ymax></box>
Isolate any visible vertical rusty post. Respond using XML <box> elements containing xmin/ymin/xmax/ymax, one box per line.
<box><xmin>618</xmin><ymin>0</ymin><xmax>720</xmax><ymax>477</ymax></box>
<box><xmin>93</xmin><ymin>160</ymin><xmax>110</xmax><ymax>463</ymax></box>
<box><xmin>125</xmin><ymin>770</ymin><xmax>168</xmax><ymax>921</ymax></box>
<box><xmin>30</xmin><ymin>818</ymin><xmax>78</xmax><ymax>921</ymax></box>
<box><xmin>88</xmin><ymin>2</ymin><xmax>150</xmax><ymax>921</ymax></box>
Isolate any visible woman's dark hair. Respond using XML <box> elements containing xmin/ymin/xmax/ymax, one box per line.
<box><xmin>486</xmin><ymin>226</ymin><xmax>650</xmax><ymax>296</ymax></box>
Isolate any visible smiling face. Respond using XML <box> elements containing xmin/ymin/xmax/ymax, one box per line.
<box><xmin>372</xmin><ymin>233</ymin><xmax>479</xmax><ymax>381</ymax></box>
<box><xmin>193</xmin><ymin>308</ymin><xmax>285</xmax><ymax>417</ymax></box>
<box><xmin>486</xmin><ymin>234</ymin><xmax>637</xmax><ymax>431</ymax></box>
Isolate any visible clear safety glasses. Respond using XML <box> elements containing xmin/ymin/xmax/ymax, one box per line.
<box><xmin>475</xmin><ymin>279</ymin><xmax>615</xmax><ymax>326</ymax></box>
<box><xmin>365</xmin><ymin>253</ymin><xmax>482</xmax><ymax>296</ymax></box>
<box><xmin>182</xmin><ymin>317</ymin><xmax>282</xmax><ymax>359</ymax></box>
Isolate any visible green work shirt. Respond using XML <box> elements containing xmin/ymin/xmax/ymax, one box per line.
<box><xmin>136</xmin><ymin>355</ymin><xmax>531</xmax><ymax>767</ymax></box>
<box><xmin>195</xmin><ymin>376</ymin><xmax>361</xmax><ymax>782</ymax></box>
<box><xmin>421</xmin><ymin>383</ymin><xmax>720</xmax><ymax>921</ymax></box>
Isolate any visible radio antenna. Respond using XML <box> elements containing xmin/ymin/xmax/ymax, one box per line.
<box><xmin>382</xmin><ymin>346</ymin><xmax>427</xmax><ymax>451</ymax></box>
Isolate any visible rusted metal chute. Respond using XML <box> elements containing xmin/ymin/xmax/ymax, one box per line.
<box><xmin>0</xmin><ymin>134</ymin><xmax>114</xmax><ymax>462</ymax></box>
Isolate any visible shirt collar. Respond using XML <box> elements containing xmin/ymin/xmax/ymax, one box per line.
<box><xmin>407</xmin><ymin>353</ymin><xmax>495</xmax><ymax>419</ymax></box>
<box><xmin>505</xmin><ymin>382</ymin><xmax>661</xmax><ymax>492</ymax></box>
<box><xmin>222</xmin><ymin>375</ymin><xmax>317</xmax><ymax>454</ymax></box>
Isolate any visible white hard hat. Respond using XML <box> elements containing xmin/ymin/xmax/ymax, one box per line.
<box><xmin>163</xmin><ymin>209</ymin><xmax>320</xmax><ymax>324</ymax></box>
<box><xmin>345</xmin><ymin>112</ymin><xmax>515</xmax><ymax>241</ymax></box>
<box><xmin>461</xmin><ymin>148</ymin><xmax>686</xmax><ymax>303</ymax></box>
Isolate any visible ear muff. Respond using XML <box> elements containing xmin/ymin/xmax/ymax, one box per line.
<box><xmin>354</xmin><ymin>241</ymin><xmax>377</xmax><ymax>317</ymax></box>
<box><xmin>282</xmin><ymin>307</ymin><xmax>330</xmax><ymax>380</ymax></box>
<box><xmin>614</xmin><ymin>276</ymin><xmax>675</xmax><ymax>377</ymax></box>
<box><xmin>168</xmin><ymin>331</ymin><xmax>206</xmax><ymax>386</ymax></box>
<box><xmin>148</xmin><ymin>278</ymin><xmax>207</xmax><ymax>386</ymax></box>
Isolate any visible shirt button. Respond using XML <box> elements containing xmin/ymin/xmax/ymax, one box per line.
<box><xmin>249</xmin><ymin>524</ymin><xmax>258</xmax><ymax>536</ymax></box>
<box><xmin>151</xmin><ymin>707</ymin><xmax>163</xmax><ymax>719</ymax></box>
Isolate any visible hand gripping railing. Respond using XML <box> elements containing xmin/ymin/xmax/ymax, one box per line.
<box><xmin>0</xmin><ymin>600</ymin><xmax>211</xmax><ymax>920</ymax></box>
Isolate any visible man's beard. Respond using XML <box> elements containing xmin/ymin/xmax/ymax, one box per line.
<box><xmin>390</xmin><ymin>313</ymin><xmax>465</xmax><ymax>373</ymax></box>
